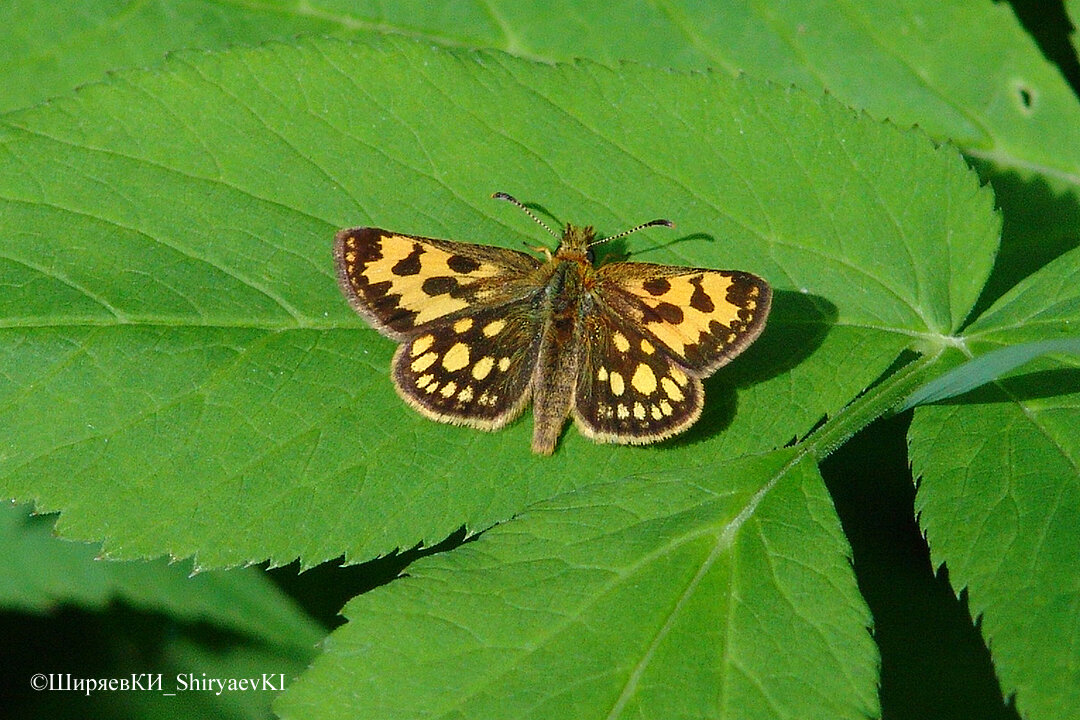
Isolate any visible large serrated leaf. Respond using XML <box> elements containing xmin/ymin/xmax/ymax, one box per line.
<box><xmin>0</xmin><ymin>36</ymin><xmax>997</xmax><ymax>569</ymax></box>
<box><xmin>5</xmin><ymin>1</ymin><xmax>1077</xmax><ymax>188</ymax></box>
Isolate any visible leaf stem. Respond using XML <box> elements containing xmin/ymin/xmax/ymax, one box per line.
<box><xmin>801</xmin><ymin>348</ymin><xmax>945</xmax><ymax>462</ymax></box>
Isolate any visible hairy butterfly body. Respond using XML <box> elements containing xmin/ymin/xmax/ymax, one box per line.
<box><xmin>334</xmin><ymin>194</ymin><xmax>771</xmax><ymax>454</ymax></box>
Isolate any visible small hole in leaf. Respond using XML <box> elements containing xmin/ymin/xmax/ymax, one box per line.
<box><xmin>1013</xmin><ymin>81</ymin><xmax>1037</xmax><ymax>115</ymax></box>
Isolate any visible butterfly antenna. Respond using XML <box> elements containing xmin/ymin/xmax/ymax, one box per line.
<box><xmin>492</xmin><ymin>192</ymin><xmax>561</xmax><ymax>240</ymax></box>
<box><xmin>588</xmin><ymin>218</ymin><xmax>674</xmax><ymax>247</ymax></box>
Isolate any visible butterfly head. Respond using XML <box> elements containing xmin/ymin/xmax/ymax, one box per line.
<box><xmin>554</xmin><ymin>224</ymin><xmax>597</xmax><ymax>262</ymax></box>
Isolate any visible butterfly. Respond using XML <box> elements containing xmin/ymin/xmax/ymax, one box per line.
<box><xmin>334</xmin><ymin>193</ymin><xmax>771</xmax><ymax>454</ymax></box>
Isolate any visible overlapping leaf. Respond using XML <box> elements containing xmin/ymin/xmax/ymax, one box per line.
<box><xmin>0</xmin><ymin>503</ymin><xmax>322</xmax><ymax>651</ymax></box>
<box><xmin>278</xmin><ymin>450</ymin><xmax>879</xmax><ymax>719</ymax></box>
<box><xmin>6</xmin><ymin>1</ymin><xmax>1077</xmax><ymax>193</ymax></box>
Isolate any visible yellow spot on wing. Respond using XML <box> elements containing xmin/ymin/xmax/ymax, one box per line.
<box><xmin>613</xmin><ymin>332</ymin><xmax>630</xmax><ymax>352</ymax></box>
<box><xmin>661</xmin><ymin>376</ymin><xmax>684</xmax><ymax>402</ymax></box>
<box><xmin>631</xmin><ymin>364</ymin><xmax>657</xmax><ymax>395</ymax></box>
<box><xmin>442</xmin><ymin>343</ymin><xmax>471</xmax><ymax>372</ymax></box>
<box><xmin>472</xmin><ymin>356</ymin><xmax>495</xmax><ymax>380</ymax></box>
<box><xmin>609</xmin><ymin>371</ymin><xmax>625</xmax><ymax>397</ymax></box>
<box><xmin>440</xmin><ymin>381</ymin><xmax>458</xmax><ymax>398</ymax></box>
<box><xmin>411</xmin><ymin>334</ymin><xmax>434</xmax><ymax>357</ymax></box>
<box><xmin>411</xmin><ymin>351</ymin><xmax>438</xmax><ymax>373</ymax></box>
<box><xmin>454</xmin><ymin>317</ymin><xmax>474</xmax><ymax>333</ymax></box>
<box><xmin>415</xmin><ymin>296</ymin><xmax>470</xmax><ymax>325</ymax></box>
<box><xmin>482</xmin><ymin>319</ymin><xmax>507</xmax><ymax>337</ymax></box>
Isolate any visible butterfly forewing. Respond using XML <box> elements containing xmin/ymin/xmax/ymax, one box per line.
<box><xmin>334</xmin><ymin>228</ymin><xmax>541</xmax><ymax>336</ymax></box>
<box><xmin>594</xmin><ymin>262</ymin><xmax>771</xmax><ymax>374</ymax></box>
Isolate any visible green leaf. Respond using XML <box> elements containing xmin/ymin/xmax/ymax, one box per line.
<box><xmin>486</xmin><ymin>0</ymin><xmax>1080</xmax><ymax>179</ymax></box>
<box><xmin>277</xmin><ymin>450</ymin><xmax>879</xmax><ymax>720</ymax></box>
<box><xmin>908</xmin><ymin>245</ymin><xmax>1080</xmax><ymax>720</ymax></box>
<box><xmin>0</xmin><ymin>503</ymin><xmax>323</xmax><ymax>652</ymax></box>
<box><xmin>0</xmin><ymin>36</ymin><xmax>997</xmax><ymax>569</ymax></box>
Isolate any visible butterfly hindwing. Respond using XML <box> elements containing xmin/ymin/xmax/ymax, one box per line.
<box><xmin>334</xmin><ymin>227</ymin><xmax>541</xmax><ymax>337</ymax></box>
<box><xmin>573</xmin><ymin>312</ymin><xmax>704</xmax><ymax>444</ymax></box>
<box><xmin>392</xmin><ymin>302</ymin><xmax>539</xmax><ymax>430</ymax></box>
<box><xmin>594</xmin><ymin>262</ymin><xmax>771</xmax><ymax>374</ymax></box>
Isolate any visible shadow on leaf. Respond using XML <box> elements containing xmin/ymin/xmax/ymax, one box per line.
<box><xmin>673</xmin><ymin>289</ymin><xmax>837</xmax><ymax>447</ymax></box>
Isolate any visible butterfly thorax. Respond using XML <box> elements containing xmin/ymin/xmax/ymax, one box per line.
<box><xmin>544</xmin><ymin>224</ymin><xmax>604</xmax><ymax>304</ymax></box>
<box><xmin>538</xmin><ymin>229</ymin><xmax>610</xmax><ymax>335</ymax></box>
